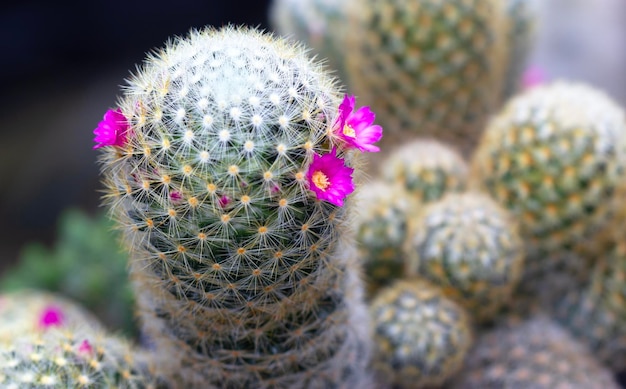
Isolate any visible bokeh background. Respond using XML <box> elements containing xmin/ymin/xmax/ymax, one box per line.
<box><xmin>0</xmin><ymin>0</ymin><xmax>624</xmax><ymax>274</ymax></box>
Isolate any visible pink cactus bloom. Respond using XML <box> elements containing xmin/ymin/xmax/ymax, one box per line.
<box><xmin>93</xmin><ymin>108</ymin><xmax>130</xmax><ymax>149</ymax></box>
<box><xmin>306</xmin><ymin>148</ymin><xmax>355</xmax><ymax>207</ymax></box>
<box><xmin>522</xmin><ymin>65</ymin><xmax>546</xmax><ymax>90</ymax></box>
<box><xmin>78</xmin><ymin>339</ymin><xmax>94</xmax><ymax>355</ymax></box>
<box><xmin>39</xmin><ymin>305</ymin><xmax>64</xmax><ymax>329</ymax></box>
<box><xmin>333</xmin><ymin>95</ymin><xmax>383</xmax><ymax>152</ymax></box>
<box><xmin>170</xmin><ymin>191</ymin><xmax>183</xmax><ymax>202</ymax></box>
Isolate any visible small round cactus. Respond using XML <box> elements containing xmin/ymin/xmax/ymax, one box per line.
<box><xmin>369</xmin><ymin>279</ymin><xmax>473</xmax><ymax>388</ymax></box>
<box><xmin>353</xmin><ymin>180</ymin><xmax>414</xmax><ymax>295</ymax></box>
<box><xmin>0</xmin><ymin>290</ymin><xmax>102</xmax><ymax>345</ymax></box>
<box><xmin>452</xmin><ymin>316</ymin><xmax>620</xmax><ymax>389</ymax></box>
<box><xmin>344</xmin><ymin>0</ymin><xmax>508</xmax><ymax>155</ymax></box>
<box><xmin>381</xmin><ymin>139</ymin><xmax>468</xmax><ymax>204</ymax></box>
<box><xmin>471</xmin><ymin>82</ymin><xmax>626</xmax><ymax>259</ymax></box>
<box><xmin>405</xmin><ymin>192</ymin><xmax>524</xmax><ymax>323</ymax></box>
<box><xmin>0</xmin><ymin>328</ymin><xmax>162</xmax><ymax>389</ymax></box>
<box><xmin>96</xmin><ymin>26</ymin><xmax>379</xmax><ymax>388</ymax></box>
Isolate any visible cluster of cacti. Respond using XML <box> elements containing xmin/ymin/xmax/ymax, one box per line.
<box><xmin>405</xmin><ymin>192</ymin><xmax>524</xmax><ymax>323</ymax></box>
<box><xmin>452</xmin><ymin>316</ymin><xmax>620</xmax><ymax>388</ymax></box>
<box><xmin>369</xmin><ymin>279</ymin><xmax>472</xmax><ymax>388</ymax></box>
<box><xmin>381</xmin><ymin>139</ymin><xmax>468</xmax><ymax>202</ymax></box>
<box><xmin>0</xmin><ymin>209</ymin><xmax>136</xmax><ymax>336</ymax></box>
<box><xmin>96</xmin><ymin>26</ymin><xmax>379</xmax><ymax>388</ymax></box>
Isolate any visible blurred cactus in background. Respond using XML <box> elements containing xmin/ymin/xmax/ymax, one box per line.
<box><xmin>369</xmin><ymin>279</ymin><xmax>473</xmax><ymax>388</ymax></box>
<box><xmin>405</xmin><ymin>192</ymin><xmax>524</xmax><ymax>323</ymax></box>
<box><xmin>452</xmin><ymin>315</ymin><xmax>620</xmax><ymax>388</ymax></box>
<box><xmin>0</xmin><ymin>209</ymin><xmax>136</xmax><ymax>337</ymax></box>
<box><xmin>97</xmin><ymin>26</ymin><xmax>378</xmax><ymax>388</ymax></box>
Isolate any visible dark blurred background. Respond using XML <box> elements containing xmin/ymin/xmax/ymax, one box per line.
<box><xmin>0</xmin><ymin>0</ymin><xmax>624</xmax><ymax>273</ymax></box>
<box><xmin>0</xmin><ymin>1</ymin><xmax>271</xmax><ymax>272</ymax></box>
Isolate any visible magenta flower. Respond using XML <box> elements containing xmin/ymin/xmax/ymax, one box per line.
<box><xmin>522</xmin><ymin>64</ymin><xmax>546</xmax><ymax>90</ymax></box>
<box><xmin>306</xmin><ymin>148</ymin><xmax>355</xmax><ymax>207</ymax></box>
<box><xmin>78</xmin><ymin>339</ymin><xmax>94</xmax><ymax>355</ymax></box>
<box><xmin>39</xmin><ymin>305</ymin><xmax>64</xmax><ymax>329</ymax></box>
<box><xmin>333</xmin><ymin>95</ymin><xmax>382</xmax><ymax>152</ymax></box>
<box><xmin>93</xmin><ymin>108</ymin><xmax>130</xmax><ymax>149</ymax></box>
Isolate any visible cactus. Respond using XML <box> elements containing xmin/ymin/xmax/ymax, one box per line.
<box><xmin>0</xmin><ymin>209</ymin><xmax>136</xmax><ymax>336</ymax></box>
<box><xmin>452</xmin><ymin>315</ymin><xmax>620</xmax><ymax>389</ymax></box>
<box><xmin>0</xmin><ymin>290</ymin><xmax>103</xmax><ymax>345</ymax></box>
<box><xmin>0</xmin><ymin>327</ymin><xmax>163</xmax><ymax>389</ymax></box>
<box><xmin>269</xmin><ymin>0</ymin><xmax>350</xmax><ymax>85</ymax></box>
<box><xmin>353</xmin><ymin>180</ymin><xmax>414</xmax><ymax>295</ymax></box>
<box><xmin>381</xmin><ymin>139</ymin><xmax>468</xmax><ymax>203</ymax></box>
<box><xmin>343</xmin><ymin>0</ymin><xmax>508</xmax><ymax>155</ymax></box>
<box><xmin>470</xmin><ymin>82</ymin><xmax>626</xmax><ymax>260</ymax></box>
<box><xmin>96</xmin><ymin>26</ymin><xmax>378</xmax><ymax>388</ymax></box>
<box><xmin>369</xmin><ymin>279</ymin><xmax>473</xmax><ymax>388</ymax></box>
<box><xmin>405</xmin><ymin>192</ymin><xmax>524</xmax><ymax>323</ymax></box>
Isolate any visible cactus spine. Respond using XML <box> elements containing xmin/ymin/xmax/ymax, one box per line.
<box><xmin>98</xmin><ymin>26</ymin><xmax>372</xmax><ymax>388</ymax></box>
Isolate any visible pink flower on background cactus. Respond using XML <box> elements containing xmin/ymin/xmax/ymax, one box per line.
<box><xmin>93</xmin><ymin>108</ymin><xmax>130</xmax><ymax>149</ymax></box>
<box><xmin>522</xmin><ymin>64</ymin><xmax>546</xmax><ymax>90</ymax></box>
<box><xmin>306</xmin><ymin>148</ymin><xmax>354</xmax><ymax>207</ymax></box>
<box><xmin>78</xmin><ymin>339</ymin><xmax>94</xmax><ymax>355</ymax></box>
<box><xmin>333</xmin><ymin>95</ymin><xmax>383</xmax><ymax>152</ymax></box>
<box><xmin>39</xmin><ymin>305</ymin><xmax>64</xmax><ymax>329</ymax></box>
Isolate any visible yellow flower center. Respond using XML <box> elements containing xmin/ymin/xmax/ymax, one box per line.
<box><xmin>312</xmin><ymin>170</ymin><xmax>330</xmax><ymax>191</ymax></box>
<box><xmin>343</xmin><ymin>124</ymin><xmax>356</xmax><ymax>138</ymax></box>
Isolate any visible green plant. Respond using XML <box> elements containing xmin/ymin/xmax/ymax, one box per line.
<box><xmin>96</xmin><ymin>26</ymin><xmax>377</xmax><ymax>388</ymax></box>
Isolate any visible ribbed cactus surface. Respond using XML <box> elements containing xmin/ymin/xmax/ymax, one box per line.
<box><xmin>381</xmin><ymin>139</ymin><xmax>468</xmax><ymax>204</ymax></box>
<box><xmin>471</xmin><ymin>82</ymin><xmax>626</xmax><ymax>258</ymax></box>
<box><xmin>98</xmin><ymin>26</ymin><xmax>372</xmax><ymax>388</ymax></box>
<box><xmin>369</xmin><ymin>279</ymin><xmax>472</xmax><ymax>388</ymax></box>
<box><xmin>406</xmin><ymin>192</ymin><xmax>524</xmax><ymax>323</ymax></box>
<box><xmin>452</xmin><ymin>316</ymin><xmax>619</xmax><ymax>389</ymax></box>
<box><xmin>344</xmin><ymin>0</ymin><xmax>507</xmax><ymax>155</ymax></box>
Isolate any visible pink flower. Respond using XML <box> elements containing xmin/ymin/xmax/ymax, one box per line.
<box><xmin>170</xmin><ymin>191</ymin><xmax>183</xmax><ymax>202</ymax></box>
<box><xmin>333</xmin><ymin>95</ymin><xmax>382</xmax><ymax>152</ymax></box>
<box><xmin>93</xmin><ymin>108</ymin><xmax>130</xmax><ymax>149</ymax></box>
<box><xmin>78</xmin><ymin>339</ymin><xmax>94</xmax><ymax>355</ymax></box>
<box><xmin>39</xmin><ymin>305</ymin><xmax>64</xmax><ymax>329</ymax></box>
<box><xmin>522</xmin><ymin>65</ymin><xmax>546</xmax><ymax>90</ymax></box>
<box><xmin>306</xmin><ymin>148</ymin><xmax>355</xmax><ymax>207</ymax></box>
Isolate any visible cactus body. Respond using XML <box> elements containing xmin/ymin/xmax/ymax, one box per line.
<box><xmin>381</xmin><ymin>139</ymin><xmax>468</xmax><ymax>203</ymax></box>
<box><xmin>369</xmin><ymin>279</ymin><xmax>472</xmax><ymax>388</ymax></box>
<box><xmin>344</xmin><ymin>0</ymin><xmax>507</xmax><ymax>155</ymax></box>
<box><xmin>471</xmin><ymin>82</ymin><xmax>626</xmax><ymax>261</ymax></box>
<box><xmin>0</xmin><ymin>328</ymin><xmax>162</xmax><ymax>389</ymax></box>
<box><xmin>406</xmin><ymin>192</ymin><xmax>524</xmax><ymax>323</ymax></box>
<box><xmin>353</xmin><ymin>181</ymin><xmax>414</xmax><ymax>295</ymax></box>
<box><xmin>452</xmin><ymin>316</ymin><xmax>619</xmax><ymax>389</ymax></box>
<box><xmin>98</xmin><ymin>27</ymin><xmax>371</xmax><ymax>388</ymax></box>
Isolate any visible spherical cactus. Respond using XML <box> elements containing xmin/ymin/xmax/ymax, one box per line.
<box><xmin>369</xmin><ymin>279</ymin><xmax>473</xmax><ymax>388</ymax></box>
<box><xmin>269</xmin><ymin>0</ymin><xmax>350</xmax><ymax>84</ymax></box>
<box><xmin>381</xmin><ymin>139</ymin><xmax>468</xmax><ymax>203</ymax></box>
<box><xmin>96</xmin><ymin>26</ymin><xmax>381</xmax><ymax>388</ymax></box>
<box><xmin>470</xmin><ymin>82</ymin><xmax>626</xmax><ymax>259</ymax></box>
<box><xmin>452</xmin><ymin>316</ymin><xmax>620</xmax><ymax>389</ymax></box>
<box><xmin>0</xmin><ymin>290</ymin><xmax>103</xmax><ymax>345</ymax></box>
<box><xmin>405</xmin><ymin>192</ymin><xmax>524</xmax><ymax>323</ymax></box>
<box><xmin>344</xmin><ymin>0</ymin><xmax>508</xmax><ymax>155</ymax></box>
<box><xmin>353</xmin><ymin>180</ymin><xmax>414</xmax><ymax>295</ymax></box>
<box><xmin>0</xmin><ymin>327</ymin><xmax>163</xmax><ymax>389</ymax></box>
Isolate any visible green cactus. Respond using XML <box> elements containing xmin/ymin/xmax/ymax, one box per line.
<box><xmin>0</xmin><ymin>209</ymin><xmax>136</xmax><ymax>336</ymax></box>
<box><xmin>470</xmin><ymin>82</ymin><xmax>626</xmax><ymax>272</ymax></box>
<box><xmin>353</xmin><ymin>180</ymin><xmax>414</xmax><ymax>295</ymax></box>
<box><xmin>0</xmin><ymin>290</ymin><xmax>103</xmax><ymax>346</ymax></box>
<box><xmin>343</xmin><ymin>0</ymin><xmax>508</xmax><ymax>155</ymax></box>
<box><xmin>381</xmin><ymin>139</ymin><xmax>468</xmax><ymax>204</ymax></box>
<box><xmin>269</xmin><ymin>0</ymin><xmax>350</xmax><ymax>85</ymax></box>
<box><xmin>369</xmin><ymin>279</ymin><xmax>473</xmax><ymax>388</ymax></box>
<box><xmin>452</xmin><ymin>316</ymin><xmax>620</xmax><ymax>389</ymax></box>
<box><xmin>405</xmin><ymin>192</ymin><xmax>524</xmax><ymax>323</ymax></box>
<box><xmin>97</xmin><ymin>26</ymin><xmax>373</xmax><ymax>388</ymax></box>
<box><xmin>0</xmin><ymin>327</ymin><xmax>163</xmax><ymax>388</ymax></box>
